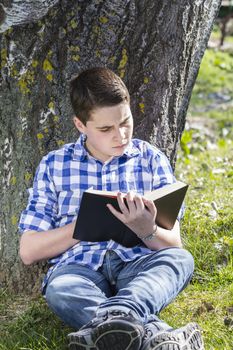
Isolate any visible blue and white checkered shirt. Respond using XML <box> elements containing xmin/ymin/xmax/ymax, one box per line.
<box><xmin>19</xmin><ymin>134</ymin><xmax>178</xmax><ymax>292</ymax></box>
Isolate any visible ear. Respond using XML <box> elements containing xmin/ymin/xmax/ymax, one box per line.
<box><xmin>73</xmin><ymin>116</ymin><xmax>86</xmax><ymax>133</ymax></box>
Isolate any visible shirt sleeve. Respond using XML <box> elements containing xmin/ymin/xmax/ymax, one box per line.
<box><xmin>18</xmin><ymin>155</ymin><xmax>58</xmax><ymax>233</ymax></box>
<box><xmin>150</xmin><ymin>148</ymin><xmax>185</xmax><ymax>221</ymax></box>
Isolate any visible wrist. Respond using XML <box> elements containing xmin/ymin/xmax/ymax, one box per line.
<box><xmin>137</xmin><ymin>224</ymin><xmax>158</xmax><ymax>241</ymax></box>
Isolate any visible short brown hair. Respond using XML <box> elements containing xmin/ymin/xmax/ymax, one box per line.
<box><xmin>70</xmin><ymin>67</ymin><xmax>130</xmax><ymax>124</ymax></box>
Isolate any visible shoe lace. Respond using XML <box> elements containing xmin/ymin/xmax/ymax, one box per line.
<box><xmin>108</xmin><ymin>310</ymin><xmax>129</xmax><ymax>318</ymax></box>
<box><xmin>143</xmin><ymin>327</ymin><xmax>153</xmax><ymax>341</ymax></box>
<box><xmin>80</xmin><ymin>310</ymin><xmax>131</xmax><ymax>331</ymax></box>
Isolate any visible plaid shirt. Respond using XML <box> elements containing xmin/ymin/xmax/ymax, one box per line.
<box><xmin>19</xmin><ymin>134</ymin><xmax>178</xmax><ymax>292</ymax></box>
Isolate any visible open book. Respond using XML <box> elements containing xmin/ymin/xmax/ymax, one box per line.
<box><xmin>73</xmin><ymin>181</ymin><xmax>188</xmax><ymax>248</ymax></box>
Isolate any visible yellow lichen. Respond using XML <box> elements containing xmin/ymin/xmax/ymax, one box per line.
<box><xmin>70</xmin><ymin>45</ymin><xmax>80</xmax><ymax>52</ymax></box>
<box><xmin>144</xmin><ymin>77</ymin><xmax>149</xmax><ymax>84</ymax></box>
<box><xmin>0</xmin><ymin>48</ymin><xmax>7</xmax><ymax>68</ymax></box>
<box><xmin>18</xmin><ymin>69</ymin><xmax>35</xmax><ymax>94</ymax></box>
<box><xmin>18</xmin><ymin>78</ymin><xmax>30</xmax><ymax>94</ymax></box>
<box><xmin>24</xmin><ymin>172</ymin><xmax>32</xmax><ymax>182</ymax></box>
<box><xmin>99</xmin><ymin>16</ymin><xmax>108</xmax><ymax>24</ymax></box>
<box><xmin>1</xmin><ymin>48</ymin><xmax>7</xmax><ymax>60</ymax></box>
<box><xmin>48</xmin><ymin>50</ymin><xmax>53</xmax><ymax>57</ymax></box>
<box><xmin>120</xmin><ymin>70</ymin><xmax>125</xmax><ymax>79</ymax></box>
<box><xmin>43</xmin><ymin>58</ymin><xmax>53</xmax><ymax>71</ymax></box>
<box><xmin>95</xmin><ymin>50</ymin><xmax>101</xmax><ymax>58</ymax></box>
<box><xmin>37</xmin><ymin>133</ymin><xmax>44</xmax><ymax>140</ymax></box>
<box><xmin>72</xmin><ymin>55</ymin><xmax>80</xmax><ymax>62</ymax></box>
<box><xmin>48</xmin><ymin>101</ymin><xmax>55</xmax><ymax>109</ymax></box>
<box><xmin>11</xmin><ymin>215</ymin><xmax>18</xmax><ymax>226</ymax></box>
<box><xmin>70</xmin><ymin>19</ymin><xmax>78</xmax><ymax>29</ymax></box>
<box><xmin>57</xmin><ymin>140</ymin><xmax>65</xmax><ymax>147</ymax></box>
<box><xmin>46</xmin><ymin>73</ymin><xmax>53</xmax><ymax>81</ymax></box>
<box><xmin>119</xmin><ymin>48</ymin><xmax>128</xmax><ymax>69</ymax></box>
<box><xmin>139</xmin><ymin>102</ymin><xmax>145</xmax><ymax>114</ymax></box>
<box><xmin>118</xmin><ymin>48</ymin><xmax>128</xmax><ymax>78</ymax></box>
<box><xmin>10</xmin><ymin>176</ymin><xmax>17</xmax><ymax>186</ymax></box>
<box><xmin>53</xmin><ymin>115</ymin><xmax>60</xmax><ymax>122</ymax></box>
<box><xmin>32</xmin><ymin>60</ymin><xmax>39</xmax><ymax>68</ymax></box>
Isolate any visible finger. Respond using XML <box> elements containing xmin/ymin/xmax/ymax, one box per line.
<box><xmin>143</xmin><ymin>199</ymin><xmax>157</xmax><ymax>217</ymax></box>
<box><xmin>125</xmin><ymin>191</ymin><xmax>137</xmax><ymax>212</ymax></box>
<box><xmin>106</xmin><ymin>203</ymin><xmax>126</xmax><ymax>222</ymax></box>
<box><xmin>117</xmin><ymin>192</ymin><xmax>130</xmax><ymax>214</ymax></box>
<box><xmin>133</xmin><ymin>194</ymin><xmax>144</xmax><ymax>212</ymax></box>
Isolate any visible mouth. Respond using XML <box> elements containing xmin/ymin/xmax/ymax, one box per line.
<box><xmin>114</xmin><ymin>143</ymin><xmax>128</xmax><ymax>149</ymax></box>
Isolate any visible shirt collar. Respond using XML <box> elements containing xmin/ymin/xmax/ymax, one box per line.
<box><xmin>123</xmin><ymin>141</ymin><xmax>140</xmax><ymax>158</ymax></box>
<box><xmin>72</xmin><ymin>133</ymin><xmax>140</xmax><ymax>161</ymax></box>
<box><xmin>72</xmin><ymin>134</ymin><xmax>89</xmax><ymax>161</ymax></box>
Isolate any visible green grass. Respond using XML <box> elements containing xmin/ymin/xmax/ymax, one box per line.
<box><xmin>0</xmin><ymin>291</ymin><xmax>71</xmax><ymax>350</ymax></box>
<box><xmin>165</xmin><ymin>135</ymin><xmax>233</xmax><ymax>348</ymax></box>
<box><xmin>1</xmin><ymin>43</ymin><xmax>233</xmax><ymax>349</ymax></box>
<box><xmin>168</xmin><ymin>42</ymin><xmax>233</xmax><ymax>349</ymax></box>
<box><xmin>190</xmin><ymin>44</ymin><xmax>233</xmax><ymax>109</ymax></box>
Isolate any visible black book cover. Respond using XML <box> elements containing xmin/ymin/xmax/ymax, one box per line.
<box><xmin>73</xmin><ymin>182</ymin><xmax>188</xmax><ymax>248</ymax></box>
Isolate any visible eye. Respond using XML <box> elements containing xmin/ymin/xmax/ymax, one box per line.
<box><xmin>100</xmin><ymin>128</ymin><xmax>111</xmax><ymax>133</ymax></box>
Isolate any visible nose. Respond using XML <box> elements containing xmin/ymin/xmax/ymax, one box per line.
<box><xmin>114</xmin><ymin>127</ymin><xmax>125</xmax><ymax>142</ymax></box>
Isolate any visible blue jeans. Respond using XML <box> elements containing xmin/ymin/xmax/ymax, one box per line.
<box><xmin>45</xmin><ymin>247</ymin><xmax>194</xmax><ymax>330</ymax></box>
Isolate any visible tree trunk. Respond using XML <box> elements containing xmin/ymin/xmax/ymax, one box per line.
<box><xmin>0</xmin><ymin>0</ymin><xmax>221</xmax><ymax>294</ymax></box>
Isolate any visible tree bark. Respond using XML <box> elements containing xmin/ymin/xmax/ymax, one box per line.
<box><xmin>0</xmin><ymin>0</ymin><xmax>221</xmax><ymax>294</ymax></box>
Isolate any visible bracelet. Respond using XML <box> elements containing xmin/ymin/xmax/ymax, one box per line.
<box><xmin>137</xmin><ymin>224</ymin><xmax>158</xmax><ymax>241</ymax></box>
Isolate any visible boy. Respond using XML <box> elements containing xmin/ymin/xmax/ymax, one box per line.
<box><xmin>19</xmin><ymin>67</ymin><xmax>204</xmax><ymax>350</ymax></box>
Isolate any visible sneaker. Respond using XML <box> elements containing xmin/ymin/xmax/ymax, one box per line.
<box><xmin>141</xmin><ymin>322</ymin><xmax>204</xmax><ymax>350</ymax></box>
<box><xmin>68</xmin><ymin>310</ymin><xmax>144</xmax><ymax>350</ymax></box>
<box><xmin>68</xmin><ymin>324</ymin><xmax>96</xmax><ymax>350</ymax></box>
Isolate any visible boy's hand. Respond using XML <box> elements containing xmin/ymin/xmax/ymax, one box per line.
<box><xmin>106</xmin><ymin>191</ymin><xmax>157</xmax><ymax>236</ymax></box>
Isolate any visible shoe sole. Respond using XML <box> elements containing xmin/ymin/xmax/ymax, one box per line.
<box><xmin>68</xmin><ymin>334</ymin><xmax>96</xmax><ymax>350</ymax></box>
<box><xmin>143</xmin><ymin>323</ymin><xmax>204</xmax><ymax>350</ymax></box>
<box><xmin>92</xmin><ymin>319</ymin><xmax>143</xmax><ymax>350</ymax></box>
<box><xmin>69</xmin><ymin>344</ymin><xmax>95</xmax><ymax>350</ymax></box>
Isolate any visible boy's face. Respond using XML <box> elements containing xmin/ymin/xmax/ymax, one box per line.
<box><xmin>73</xmin><ymin>102</ymin><xmax>133</xmax><ymax>162</ymax></box>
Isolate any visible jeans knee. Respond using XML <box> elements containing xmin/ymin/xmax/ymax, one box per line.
<box><xmin>45</xmin><ymin>277</ymin><xmax>63</xmax><ymax>310</ymax></box>
<box><xmin>45</xmin><ymin>275</ymin><xmax>87</xmax><ymax>329</ymax></box>
<box><xmin>179</xmin><ymin>248</ymin><xmax>194</xmax><ymax>272</ymax></box>
<box><xmin>174</xmin><ymin>248</ymin><xmax>195</xmax><ymax>284</ymax></box>
<box><xmin>157</xmin><ymin>247</ymin><xmax>195</xmax><ymax>280</ymax></box>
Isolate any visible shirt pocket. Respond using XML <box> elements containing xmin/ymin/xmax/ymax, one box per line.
<box><xmin>57</xmin><ymin>189</ymin><xmax>82</xmax><ymax>217</ymax></box>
